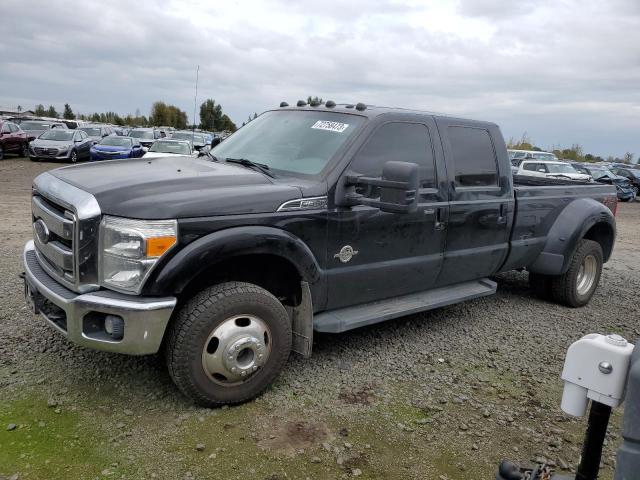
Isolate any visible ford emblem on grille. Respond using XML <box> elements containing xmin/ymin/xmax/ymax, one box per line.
<box><xmin>34</xmin><ymin>218</ymin><xmax>50</xmax><ymax>244</ymax></box>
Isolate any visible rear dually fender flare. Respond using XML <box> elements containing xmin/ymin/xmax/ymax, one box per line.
<box><xmin>528</xmin><ymin>197</ymin><xmax>615</xmax><ymax>276</ymax></box>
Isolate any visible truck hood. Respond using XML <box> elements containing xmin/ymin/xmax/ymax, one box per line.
<box><xmin>49</xmin><ymin>157</ymin><xmax>302</xmax><ymax>219</ymax></box>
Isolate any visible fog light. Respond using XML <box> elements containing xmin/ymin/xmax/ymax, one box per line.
<box><xmin>104</xmin><ymin>315</ymin><xmax>124</xmax><ymax>340</ymax></box>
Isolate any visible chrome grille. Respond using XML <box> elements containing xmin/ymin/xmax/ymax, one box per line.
<box><xmin>32</xmin><ymin>194</ymin><xmax>76</xmax><ymax>285</ymax></box>
<box><xmin>31</xmin><ymin>172</ymin><xmax>102</xmax><ymax>293</ymax></box>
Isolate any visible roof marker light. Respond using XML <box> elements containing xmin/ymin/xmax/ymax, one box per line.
<box><xmin>325</xmin><ymin>100</ymin><xmax>336</xmax><ymax>108</ymax></box>
<box><xmin>355</xmin><ymin>103</ymin><xmax>367</xmax><ymax>111</ymax></box>
<box><xmin>280</xmin><ymin>102</ymin><xmax>289</xmax><ymax>107</ymax></box>
<box><xmin>296</xmin><ymin>100</ymin><xmax>307</xmax><ymax>107</ymax></box>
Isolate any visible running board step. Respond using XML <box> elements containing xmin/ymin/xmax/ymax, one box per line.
<box><xmin>314</xmin><ymin>278</ymin><xmax>497</xmax><ymax>333</ymax></box>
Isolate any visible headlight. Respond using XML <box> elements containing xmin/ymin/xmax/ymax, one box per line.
<box><xmin>100</xmin><ymin>216</ymin><xmax>177</xmax><ymax>293</ymax></box>
<box><xmin>59</xmin><ymin>146</ymin><xmax>69</xmax><ymax>153</ymax></box>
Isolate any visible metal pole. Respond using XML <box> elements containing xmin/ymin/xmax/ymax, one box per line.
<box><xmin>192</xmin><ymin>65</ymin><xmax>199</xmax><ymax>142</ymax></box>
<box><xmin>576</xmin><ymin>401</ymin><xmax>612</xmax><ymax>480</ymax></box>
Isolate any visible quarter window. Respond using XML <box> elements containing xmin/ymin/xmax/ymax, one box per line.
<box><xmin>448</xmin><ymin>126</ymin><xmax>498</xmax><ymax>187</ymax></box>
<box><xmin>351</xmin><ymin>122</ymin><xmax>436</xmax><ymax>189</ymax></box>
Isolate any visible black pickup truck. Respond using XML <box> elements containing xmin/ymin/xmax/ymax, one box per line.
<box><xmin>23</xmin><ymin>103</ymin><xmax>617</xmax><ymax>406</ymax></box>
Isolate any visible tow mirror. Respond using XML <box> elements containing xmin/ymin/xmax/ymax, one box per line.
<box><xmin>339</xmin><ymin>161</ymin><xmax>420</xmax><ymax>214</ymax></box>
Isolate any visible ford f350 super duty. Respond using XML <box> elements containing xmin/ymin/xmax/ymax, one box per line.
<box><xmin>23</xmin><ymin>102</ymin><xmax>617</xmax><ymax>406</ymax></box>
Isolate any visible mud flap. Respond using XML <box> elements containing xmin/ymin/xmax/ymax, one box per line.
<box><xmin>290</xmin><ymin>281</ymin><xmax>313</xmax><ymax>358</ymax></box>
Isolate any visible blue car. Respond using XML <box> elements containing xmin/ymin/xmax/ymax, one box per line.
<box><xmin>90</xmin><ymin>136</ymin><xmax>145</xmax><ymax>161</ymax></box>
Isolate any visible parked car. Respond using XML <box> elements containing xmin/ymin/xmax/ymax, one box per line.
<box><xmin>609</xmin><ymin>165</ymin><xmax>640</xmax><ymax>194</ymax></box>
<box><xmin>573</xmin><ymin>164</ymin><xmax>635</xmax><ymax>202</ymax></box>
<box><xmin>29</xmin><ymin>128</ymin><xmax>92</xmax><ymax>162</ymax></box>
<box><xmin>516</xmin><ymin>160</ymin><xmax>592</xmax><ymax>181</ymax></box>
<box><xmin>79</xmin><ymin>125</ymin><xmax>113</xmax><ymax>144</ymax></box>
<box><xmin>170</xmin><ymin>131</ymin><xmax>207</xmax><ymax>150</ymax></box>
<box><xmin>128</xmin><ymin>128</ymin><xmax>162</xmax><ymax>148</ymax></box>
<box><xmin>90</xmin><ymin>136</ymin><xmax>145</xmax><ymax>161</ymax></box>
<box><xmin>0</xmin><ymin>120</ymin><xmax>29</xmax><ymax>159</ymax></box>
<box><xmin>23</xmin><ymin>104</ymin><xmax>617</xmax><ymax>406</ymax></box>
<box><xmin>20</xmin><ymin>120</ymin><xmax>68</xmax><ymax>141</ymax></box>
<box><xmin>508</xmin><ymin>149</ymin><xmax>558</xmax><ymax>164</ymax></box>
<box><xmin>143</xmin><ymin>139</ymin><xmax>195</xmax><ymax>158</ymax></box>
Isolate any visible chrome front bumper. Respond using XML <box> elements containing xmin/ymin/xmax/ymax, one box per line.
<box><xmin>23</xmin><ymin>240</ymin><xmax>176</xmax><ymax>355</ymax></box>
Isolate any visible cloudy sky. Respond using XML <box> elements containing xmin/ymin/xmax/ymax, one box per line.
<box><xmin>1</xmin><ymin>0</ymin><xmax>639</xmax><ymax>158</ymax></box>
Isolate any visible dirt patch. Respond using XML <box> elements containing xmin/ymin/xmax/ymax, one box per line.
<box><xmin>339</xmin><ymin>383</ymin><xmax>377</xmax><ymax>405</ymax></box>
<box><xmin>257</xmin><ymin>419</ymin><xmax>331</xmax><ymax>456</ymax></box>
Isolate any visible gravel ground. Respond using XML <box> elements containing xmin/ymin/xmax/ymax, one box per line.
<box><xmin>1</xmin><ymin>157</ymin><xmax>639</xmax><ymax>480</ymax></box>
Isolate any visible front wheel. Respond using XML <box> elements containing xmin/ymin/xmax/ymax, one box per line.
<box><xmin>70</xmin><ymin>150</ymin><xmax>78</xmax><ymax>163</ymax></box>
<box><xmin>550</xmin><ymin>239</ymin><xmax>603</xmax><ymax>307</ymax></box>
<box><xmin>21</xmin><ymin>143</ymin><xmax>28</xmax><ymax>157</ymax></box>
<box><xmin>165</xmin><ymin>282</ymin><xmax>292</xmax><ymax>406</ymax></box>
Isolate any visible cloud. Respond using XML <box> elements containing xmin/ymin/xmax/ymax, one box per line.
<box><xmin>0</xmin><ymin>0</ymin><xmax>638</xmax><ymax>157</ymax></box>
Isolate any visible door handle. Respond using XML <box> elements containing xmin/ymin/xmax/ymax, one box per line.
<box><xmin>434</xmin><ymin>206</ymin><xmax>446</xmax><ymax>231</ymax></box>
<box><xmin>497</xmin><ymin>203</ymin><xmax>507</xmax><ymax>224</ymax></box>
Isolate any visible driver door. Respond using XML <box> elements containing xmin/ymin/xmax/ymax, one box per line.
<box><xmin>326</xmin><ymin>117</ymin><xmax>448</xmax><ymax>310</ymax></box>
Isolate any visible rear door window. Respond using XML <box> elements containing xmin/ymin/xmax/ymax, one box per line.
<box><xmin>447</xmin><ymin>126</ymin><xmax>498</xmax><ymax>187</ymax></box>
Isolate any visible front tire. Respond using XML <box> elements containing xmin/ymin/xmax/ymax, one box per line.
<box><xmin>550</xmin><ymin>239</ymin><xmax>603</xmax><ymax>307</ymax></box>
<box><xmin>20</xmin><ymin>143</ymin><xmax>28</xmax><ymax>158</ymax></box>
<box><xmin>166</xmin><ymin>282</ymin><xmax>292</xmax><ymax>407</ymax></box>
<box><xmin>70</xmin><ymin>150</ymin><xmax>78</xmax><ymax>163</ymax></box>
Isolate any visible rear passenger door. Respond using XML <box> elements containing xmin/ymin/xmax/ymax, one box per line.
<box><xmin>435</xmin><ymin>120</ymin><xmax>514</xmax><ymax>285</ymax></box>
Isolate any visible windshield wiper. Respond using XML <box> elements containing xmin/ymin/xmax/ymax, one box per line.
<box><xmin>225</xmin><ymin>157</ymin><xmax>275</xmax><ymax>178</ymax></box>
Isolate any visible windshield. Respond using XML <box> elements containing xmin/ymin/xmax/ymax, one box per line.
<box><xmin>532</xmin><ymin>152</ymin><xmax>556</xmax><ymax>161</ymax></box>
<box><xmin>129</xmin><ymin>130</ymin><xmax>154</xmax><ymax>139</ymax></box>
<box><xmin>80</xmin><ymin>127</ymin><xmax>102</xmax><ymax>136</ymax></box>
<box><xmin>212</xmin><ymin>110</ymin><xmax>365</xmax><ymax>175</ymax></box>
<box><xmin>100</xmin><ymin>137</ymin><xmax>132</xmax><ymax>147</ymax></box>
<box><xmin>21</xmin><ymin>121</ymin><xmax>50</xmax><ymax>130</ymax></box>
<box><xmin>149</xmin><ymin>141</ymin><xmax>190</xmax><ymax>155</ymax></box>
<box><xmin>172</xmin><ymin>132</ymin><xmax>204</xmax><ymax>143</ymax></box>
<box><xmin>547</xmin><ymin>163</ymin><xmax>579</xmax><ymax>174</ymax></box>
<box><xmin>39</xmin><ymin>130</ymin><xmax>74</xmax><ymax>141</ymax></box>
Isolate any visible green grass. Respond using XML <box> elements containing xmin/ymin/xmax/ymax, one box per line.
<box><xmin>0</xmin><ymin>396</ymin><xmax>122</xmax><ymax>479</ymax></box>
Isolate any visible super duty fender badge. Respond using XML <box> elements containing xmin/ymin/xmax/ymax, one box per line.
<box><xmin>334</xmin><ymin>245</ymin><xmax>358</xmax><ymax>263</ymax></box>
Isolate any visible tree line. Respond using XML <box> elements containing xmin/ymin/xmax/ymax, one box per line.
<box><xmin>29</xmin><ymin>98</ymin><xmax>238</xmax><ymax>132</ymax></box>
<box><xmin>507</xmin><ymin>132</ymin><xmax>635</xmax><ymax>165</ymax></box>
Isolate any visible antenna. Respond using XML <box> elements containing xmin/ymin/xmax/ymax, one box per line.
<box><xmin>192</xmin><ymin>65</ymin><xmax>199</xmax><ymax>142</ymax></box>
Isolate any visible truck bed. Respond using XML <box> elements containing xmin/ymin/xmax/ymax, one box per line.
<box><xmin>499</xmin><ymin>180</ymin><xmax>617</xmax><ymax>272</ymax></box>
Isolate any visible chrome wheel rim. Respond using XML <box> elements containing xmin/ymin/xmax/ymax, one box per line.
<box><xmin>201</xmin><ymin>314</ymin><xmax>271</xmax><ymax>386</ymax></box>
<box><xmin>71</xmin><ymin>151</ymin><xmax>77</xmax><ymax>162</ymax></box>
<box><xmin>576</xmin><ymin>254</ymin><xmax>597</xmax><ymax>296</ymax></box>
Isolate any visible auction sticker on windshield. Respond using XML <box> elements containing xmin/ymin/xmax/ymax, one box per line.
<box><xmin>311</xmin><ymin>120</ymin><xmax>349</xmax><ymax>133</ymax></box>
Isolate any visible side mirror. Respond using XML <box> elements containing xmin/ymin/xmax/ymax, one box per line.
<box><xmin>339</xmin><ymin>161</ymin><xmax>420</xmax><ymax>214</ymax></box>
